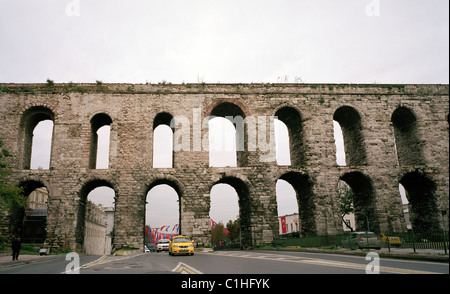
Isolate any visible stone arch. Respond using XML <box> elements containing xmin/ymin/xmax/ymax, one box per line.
<box><xmin>146</xmin><ymin>178</ymin><xmax>183</xmax><ymax>198</ymax></box>
<box><xmin>9</xmin><ymin>180</ymin><xmax>49</xmax><ymax>240</ymax></box>
<box><xmin>205</xmin><ymin>98</ymin><xmax>251</xmax><ymax>118</ymax></box>
<box><xmin>19</xmin><ymin>106</ymin><xmax>55</xmax><ymax>169</ymax></box>
<box><xmin>278</xmin><ymin>172</ymin><xmax>316</xmax><ymax>236</ymax></box>
<box><xmin>211</xmin><ymin>176</ymin><xmax>252</xmax><ymax>248</ymax></box>
<box><xmin>153</xmin><ymin>112</ymin><xmax>174</xmax><ymax>129</ymax></box>
<box><xmin>400</xmin><ymin>171</ymin><xmax>439</xmax><ymax>232</ymax></box>
<box><xmin>340</xmin><ymin>172</ymin><xmax>380</xmax><ymax>232</ymax></box>
<box><xmin>391</xmin><ymin>107</ymin><xmax>424</xmax><ymax>165</ymax></box>
<box><xmin>89</xmin><ymin>113</ymin><xmax>113</xmax><ymax>169</ymax></box>
<box><xmin>153</xmin><ymin>112</ymin><xmax>174</xmax><ymax>168</ymax></box>
<box><xmin>75</xmin><ymin>179</ymin><xmax>116</xmax><ymax>252</ymax></box>
<box><xmin>274</xmin><ymin>106</ymin><xmax>305</xmax><ymax>166</ymax></box>
<box><xmin>333</xmin><ymin>106</ymin><xmax>366</xmax><ymax>166</ymax></box>
<box><xmin>207</xmin><ymin>101</ymin><xmax>248</xmax><ymax>167</ymax></box>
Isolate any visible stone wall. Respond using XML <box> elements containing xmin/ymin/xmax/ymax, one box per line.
<box><xmin>0</xmin><ymin>83</ymin><xmax>448</xmax><ymax>252</ymax></box>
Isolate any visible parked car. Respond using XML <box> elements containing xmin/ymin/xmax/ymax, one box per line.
<box><xmin>156</xmin><ymin>239</ymin><xmax>170</xmax><ymax>252</ymax></box>
<box><xmin>341</xmin><ymin>232</ymin><xmax>381</xmax><ymax>249</ymax></box>
<box><xmin>145</xmin><ymin>243</ymin><xmax>155</xmax><ymax>253</ymax></box>
<box><xmin>169</xmin><ymin>235</ymin><xmax>195</xmax><ymax>256</ymax></box>
<box><xmin>379</xmin><ymin>233</ymin><xmax>402</xmax><ymax>246</ymax></box>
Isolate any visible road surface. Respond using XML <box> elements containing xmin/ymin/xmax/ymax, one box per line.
<box><xmin>1</xmin><ymin>250</ymin><xmax>447</xmax><ymax>275</ymax></box>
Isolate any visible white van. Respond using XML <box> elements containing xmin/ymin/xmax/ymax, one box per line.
<box><xmin>156</xmin><ymin>239</ymin><xmax>170</xmax><ymax>252</ymax></box>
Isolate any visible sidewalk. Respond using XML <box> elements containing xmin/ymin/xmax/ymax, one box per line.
<box><xmin>276</xmin><ymin>247</ymin><xmax>449</xmax><ymax>263</ymax></box>
<box><xmin>0</xmin><ymin>253</ymin><xmax>61</xmax><ymax>269</ymax></box>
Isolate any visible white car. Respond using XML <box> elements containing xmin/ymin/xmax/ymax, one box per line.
<box><xmin>341</xmin><ymin>232</ymin><xmax>381</xmax><ymax>249</ymax></box>
<box><xmin>156</xmin><ymin>239</ymin><xmax>170</xmax><ymax>252</ymax></box>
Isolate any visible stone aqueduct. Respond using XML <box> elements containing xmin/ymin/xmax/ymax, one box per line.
<box><xmin>0</xmin><ymin>83</ymin><xmax>448</xmax><ymax>252</ymax></box>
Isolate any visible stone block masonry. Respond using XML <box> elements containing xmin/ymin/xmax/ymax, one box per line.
<box><xmin>0</xmin><ymin>83</ymin><xmax>448</xmax><ymax>252</ymax></box>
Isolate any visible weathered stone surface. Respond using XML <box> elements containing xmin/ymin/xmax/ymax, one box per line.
<box><xmin>0</xmin><ymin>83</ymin><xmax>448</xmax><ymax>252</ymax></box>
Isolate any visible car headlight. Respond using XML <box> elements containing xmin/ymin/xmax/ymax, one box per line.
<box><xmin>189</xmin><ymin>244</ymin><xmax>194</xmax><ymax>248</ymax></box>
<box><xmin>173</xmin><ymin>245</ymin><xmax>179</xmax><ymax>248</ymax></box>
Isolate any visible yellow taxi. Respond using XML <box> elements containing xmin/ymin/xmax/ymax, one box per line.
<box><xmin>169</xmin><ymin>235</ymin><xmax>195</xmax><ymax>256</ymax></box>
<box><xmin>379</xmin><ymin>233</ymin><xmax>402</xmax><ymax>246</ymax></box>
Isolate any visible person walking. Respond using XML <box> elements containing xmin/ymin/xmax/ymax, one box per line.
<box><xmin>12</xmin><ymin>237</ymin><xmax>21</xmax><ymax>261</ymax></box>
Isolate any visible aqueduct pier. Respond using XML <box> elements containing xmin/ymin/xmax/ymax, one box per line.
<box><xmin>0</xmin><ymin>83</ymin><xmax>448</xmax><ymax>252</ymax></box>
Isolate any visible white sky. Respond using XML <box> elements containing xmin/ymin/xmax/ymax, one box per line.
<box><xmin>5</xmin><ymin>0</ymin><xmax>447</xmax><ymax>228</ymax></box>
<box><xmin>0</xmin><ymin>0</ymin><xmax>448</xmax><ymax>84</ymax></box>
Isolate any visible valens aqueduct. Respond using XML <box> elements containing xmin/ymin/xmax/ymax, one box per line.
<box><xmin>0</xmin><ymin>83</ymin><xmax>448</xmax><ymax>253</ymax></box>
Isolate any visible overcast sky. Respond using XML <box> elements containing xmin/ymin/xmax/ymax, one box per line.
<box><xmin>0</xmin><ymin>0</ymin><xmax>448</xmax><ymax>84</ymax></box>
<box><xmin>3</xmin><ymin>0</ymin><xmax>448</xmax><ymax>229</ymax></box>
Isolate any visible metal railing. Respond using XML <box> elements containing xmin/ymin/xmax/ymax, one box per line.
<box><xmin>276</xmin><ymin>230</ymin><xmax>449</xmax><ymax>254</ymax></box>
<box><xmin>382</xmin><ymin>231</ymin><xmax>448</xmax><ymax>254</ymax></box>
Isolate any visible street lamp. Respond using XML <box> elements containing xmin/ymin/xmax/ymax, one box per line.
<box><xmin>441</xmin><ymin>210</ymin><xmax>448</xmax><ymax>255</ymax></box>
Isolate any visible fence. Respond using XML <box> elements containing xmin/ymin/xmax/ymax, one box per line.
<box><xmin>276</xmin><ymin>230</ymin><xmax>449</xmax><ymax>254</ymax></box>
<box><xmin>212</xmin><ymin>240</ymin><xmax>240</xmax><ymax>250</ymax></box>
<box><xmin>384</xmin><ymin>231</ymin><xmax>449</xmax><ymax>253</ymax></box>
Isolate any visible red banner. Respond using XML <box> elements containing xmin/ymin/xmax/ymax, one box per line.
<box><xmin>280</xmin><ymin>216</ymin><xmax>287</xmax><ymax>234</ymax></box>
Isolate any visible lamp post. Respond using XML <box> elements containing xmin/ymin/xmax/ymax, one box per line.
<box><xmin>365</xmin><ymin>215</ymin><xmax>370</xmax><ymax>248</ymax></box>
<box><xmin>441</xmin><ymin>210</ymin><xmax>448</xmax><ymax>254</ymax></box>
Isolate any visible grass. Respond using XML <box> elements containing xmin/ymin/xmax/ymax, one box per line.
<box><xmin>0</xmin><ymin>244</ymin><xmax>41</xmax><ymax>255</ymax></box>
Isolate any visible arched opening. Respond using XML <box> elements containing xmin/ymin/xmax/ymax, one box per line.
<box><xmin>20</xmin><ymin>106</ymin><xmax>54</xmax><ymax>169</ymax></box>
<box><xmin>209</xmin><ymin>117</ymin><xmax>237</xmax><ymax>167</ymax></box>
<box><xmin>340</xmin><ymin>172</ymin><xmax>379</xmax><ymax>232</ymax></box>
<box><xmin>209</xmin><ymin>183</ymin><xmax>239</xmax><ymax>247</ymax></box>
<box><xmin>145</xmin><ymin>180</ymin><xmax>181</xmax><ymax>248</ymax></box>
<box><xmin>30</xmin><ymin>120</ymin><xmax>53</xmax><ymax>169</ymax></box>
<box><xmin>333</xmin><ymin>106</ymin><xmax>366</xmax><ymax>166</ymax></box>
<box><xmin>333</xmin><ymin>121</ymin><xmax>346</xmax><ymax>166</ymax></box>
<box><xmin>398</xmin><ymin>184</ymin><xmax>412</xmax><ymax>230</ymax></box>
<box><xmin>76</xmin><ymin>180</ymin><xmax>115</xmax><ymax>255</ymax></box>
<box><xmin>391</xmin><ymin>107</ymin><xmax>424</xmax><ymax>166</ymax></box>
<box><xmin>338</xmin><ymin>180</ymin><xmax>355</xmax><ymax>231</ymax></box>
<box><xmin>10</xmin><ymin>181</ymin><xmax>48</xmax><ymax>243</ymax></box>
<box><xmin>153</xmin><ymin>112</ymin><xmax>174</xmax><ymax>168</ymax></box>
<box><xmin>400</xmin><ymin>171</ymin><xmax>439</xmax><ymax>232</ymax></box>
<box><xmin>274</xmin><ymin>107</ymin><xmax>305</xmax><ymax>166</ymax></box>
<box><xmin>274</xmin><ymin>119</ymin><xmax>290</xmax><ymax>165</ymax></box>
<box><xmin>208</xmin><ymin>102</ymin><xmax>247</xmax><ymax>167</ymax></box>
<box><xmin>210</xmin><ymin>177</ymin><xmax>252</xmax><ymax>248</ymax></box>
<box><xmin>278</xmin><ymin>172</ymin><xmax>316</xmax><ymax>236</ymax></box>
<box><xmin>89</xmin><ymin>113</ymin><xmax>112</xmax><ymax>169</ymax></box>
<box><xmin>276</xmin><ymin>179</ymin><xmax>298</xmax><ymax>235</ymax></box>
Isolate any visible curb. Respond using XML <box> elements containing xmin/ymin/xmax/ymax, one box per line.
<box><xmin>272</xmin><ymin>247</ymin><xmax>449</xmax><ymax>263</ymax></box>
<box><xmin>114</xmin><ymin>249</ymin><xmax>141</xmax><ymax>256</ymax></box>
<box><xmin>0</xmin><ymin>255</ymin><xmax>62</xmax><ymax>269</ymax></box>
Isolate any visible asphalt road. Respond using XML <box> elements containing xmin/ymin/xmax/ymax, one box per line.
<box><xmin>3</xmin><ymin>249</ymin><xmax>446</xmax><ymax>275</ymax></box>
<box><xmin>1</xmin><ymin>250</ymin><xmax>448</xmax><ymax>275</ymax></box>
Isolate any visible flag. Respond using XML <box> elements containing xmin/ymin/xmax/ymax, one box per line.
<box><xmin>280</xmin><ymin>216</ymin><xmax>287</xmax><ymax>234</ymax></box>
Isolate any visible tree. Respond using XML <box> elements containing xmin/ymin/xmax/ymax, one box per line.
<box><xmin>339</xmin><ymin>181</ymin><xmax>354</xmax><ymax>232</ymax></box>
<box><xmin>211</xmin><ymin>222</ymin><xmax>228</xmax><ymax>243</ymax></box>
<box><xmin>0</xmin><ymin>139</ymin><xmax>26</xmax><ymax>219</ymax></box>
<box><xmin>226</xmin><ymin>218</ymin><xmax>240</xmax><ymax>240</ymax></box>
